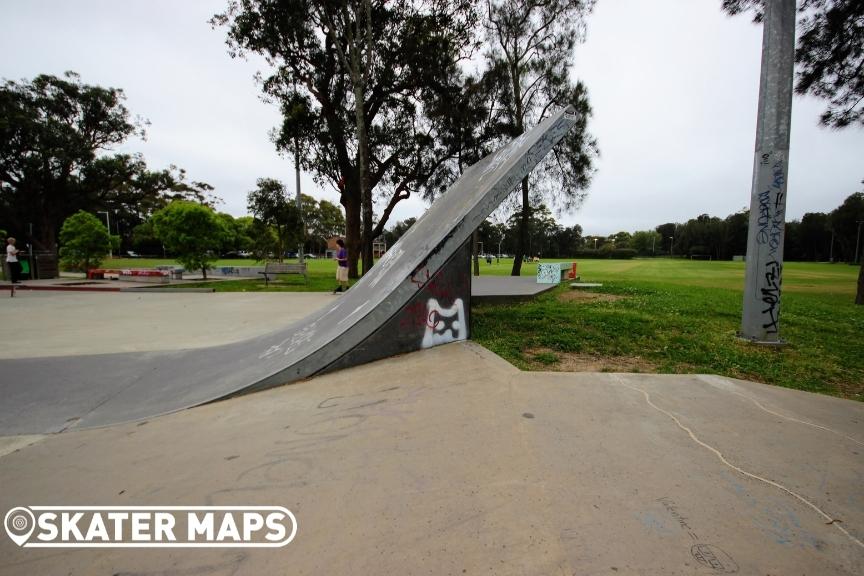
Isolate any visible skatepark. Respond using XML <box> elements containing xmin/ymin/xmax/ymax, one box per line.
<box><xmin>1</xmin><ymin>299</ymin><xmax>862</xmax><ymax>574</ymax></box>
<box><xmin>2</xmin><ymin>108</ymin><xmax>863</xmax><ymax>574</ymax></box>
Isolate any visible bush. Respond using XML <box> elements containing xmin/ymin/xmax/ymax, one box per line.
<box><xmin>59</xmin><ymin>211</ymin><xmax>117</xmax><ymax>271</ymax></box>
<box><xmin>151</xmin><ymin>201</ymin><xmax>229</xmax><ymax>279</ymax></box>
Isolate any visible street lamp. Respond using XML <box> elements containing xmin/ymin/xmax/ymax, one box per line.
<box><xmin>668</xmin><ymin>236</ymin><xmax>674</xmax><ymax>257</ymax></box>
<box><xmin>593</xmin><ymin>237</ymin><xmax>598</xmax><ymax>250</ymax></box>
<box><xmin>98</xmin><ymin>211</ymin><xmax>112</xmax><ymax>259</ymax></box>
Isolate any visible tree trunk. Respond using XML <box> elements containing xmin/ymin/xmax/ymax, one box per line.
<box><xmin>508</xmin><ymin>59</ymin><xmax>527</xmax><ymax>277</ymax></box>
<box><xmin>344</xmin><ymin>191</ymin><xmax>361</xmax><ymax>279</ymax></box>
<box><xmin>511</xmin><ymin>177</ymin><xmax>529</xmax><ymax>276</ymax></box>
<box><xmin>856</xmin><ymin>259</ymin><xmax>864</xmax><ymax>305</ymax></box>
<box><xmin>351</xmin><ymin>61</ymin><xmax>374</xmax><ymax>276</ymax></box>
<box><xmin>202</xmin><ymin>267</ymin><xmax>208</xmax><ymax>280</ymax></box>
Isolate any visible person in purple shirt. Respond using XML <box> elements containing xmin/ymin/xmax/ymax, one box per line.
<box><xmin>334</xmin><ymin>238</ymin><xmax>348</xmax><ymax>293</ymax></box>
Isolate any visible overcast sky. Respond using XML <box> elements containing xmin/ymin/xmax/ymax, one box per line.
<box><xmin>2</xmin><ymin>0</ymin><xmax>862</xmax><ymax>236</ymax></box>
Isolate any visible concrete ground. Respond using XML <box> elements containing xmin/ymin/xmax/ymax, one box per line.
<box><xmin>0</xmin><ymin>291</ymin><xmax>335</xmax><ymax>358</ymax></box>
<box><xmin>1</xmin><ymin>291</ymin><xmax>862</xmax><ymax>573</ymax></box>
<box><xmin>471</xmin><ymin>276</ymin><xmax>556</xmax><ymax>303</ymax></box>
<box><xmin>1</xmin><ymin>342</ymin><xmax>862</xmax><ymax>575</ymax></box>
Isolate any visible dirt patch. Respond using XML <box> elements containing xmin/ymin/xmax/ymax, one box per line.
<box><xmin>526</xmin><ymin>348</ymin><xmax>658</xmax><ymax>373</ymax></box>
<box><xmin>557</xmin><ymin>290</ymin><xmax>626</xmax><ymax>304</ymax></box>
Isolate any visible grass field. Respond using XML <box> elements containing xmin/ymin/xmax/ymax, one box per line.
<box><xmin>105</xmin><ymin>256</ymin><xmax>863</xmax><ymax>399</ymax></box>
<box><xmin>472</xmin><ymin>258</ymin><xmax>863</xmax><ymax>401</ymax></box>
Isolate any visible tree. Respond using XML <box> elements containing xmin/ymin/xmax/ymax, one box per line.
<box><xmin>246</xmin><ymin>218</ymin><xmax>280</xmax><ymax>262</ymax></box>
<box><xmin>631</xmin><ymin>230</ymin><xmax>661</xmax><ymax>256</ymax></box>
<box><xmin>799</xmin><ymin>211</ymin><xmax>832</xmax><ymax>260</ymax></box>
<box><xmin>213</xmin><ymin>0</ymin><xmax>477</xmax><ymax>277</ymax></box>
<box><xmin>58</xmin><ymin>210</ymin><xmax>116</xmax><ymax>272</ymax></box>
<box><xmin>78</xmin><ymin>153</ymin><xmax>217</xmax><ymax>253</ymax></box>
<box><xmin>485</xmin><ymin>0</ymin><xmax>599</xmax><ymax>275</ymax></box>
<box><xmin>0</xmin><ymin>72</ymin><xmax>144</xmax><ymax>249</ymax></box>
<box><xmin>302</xmin><ymin>195</ymin><xmax>346</xmax><ymax>254</ymax></box>
<box><xmin>247</xmin><ymin>178</ymin><xmax>303</xmax><ymax>261</ymax></box>
<box><xmin>231</xmin><ymin>216</ymin><xmax>256</xmax><ymax>254</ymax></box>
<box><xmin>720</xmin><ymin>209</ymin><xmax>749</xmax><ymax>259</ymax></box>
<box><xmin>151</xmin><ymin>201</ymin><xmax>228</xmax><ymax>279</ymax></box>
<box><xmin>383</xmin><ymin>217</ymin><xmax>417</xmax><ymax>248</ymax></box>
<box><xmin>610</xmin><ymin>231</ymin><xmax>632</xmax><ymax>249</ymax></box>
<box><xmin>504</xmin><ymin>203</ymin><xmax>561</xmax><ymax>258</ymax></box>
<box><xmin>675</xmin><ymin>214</ymin><xmax>723</xmax><ymax>258</ymax></box>
<box><xmin>828</xmin><ymin>191</ymin><xmax>864</xmax><ymax>262</ymax></box>
<box><xmin>722</xmin><ymin>0</ymin><xmax>864</xmax><ymax>128</ymax></box>
<box><xmin>554</xmin><ymin>224</ymin><xmax>583</xmax><ymax>256</ymax></box>
<box><xmin>0</xmin><ymin>73</ymin><xmax>216</xmax><ymax>254</ymax></box>
<box><xmin>655</xmin><ymin>223</ymin><xmax>678</xmax><ymax>255</ymax></box>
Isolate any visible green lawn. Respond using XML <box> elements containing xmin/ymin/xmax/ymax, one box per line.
<box><xmin>472</xmin><ymin>258</ymin><xmax>863</xmax><ymax>400</ymax></box>
<box><xmin>106</xmin><ymin>256</ymin><xmax>863</xmax><ymax>399</ymax></box>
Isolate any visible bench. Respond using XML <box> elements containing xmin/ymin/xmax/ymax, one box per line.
<box><xmin>155</xmin><ymin>265</ymin><xmax>185</xmax><ymax>280</ymax></box>
<box><xmin>259</xmin><ymin>262</ymin><xmax>307</xmax><ymax>286</ymax></box>
<box><xmin>87</xmin><ymin>268</ymin><xmax>122</xmax><ymax>280</ymax></box>
<box><xmin>87</xmin><ymin>268</ymin><xmax>170</xmax><ymax>283</ymax></box>
<box><xmin>120</xmin><ymin>269</ymin><xmax>169</xmax><ymax>284</ymax></box>
<box><xmin>536</xmin><ymin>262</ymin><xmax>579</xmax><ymax>284</ymax></box>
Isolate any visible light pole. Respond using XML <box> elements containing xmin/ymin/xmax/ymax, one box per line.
<box><xmin>740</xmin><ymin>0</ymin><xmax>796</xmax><ymax>343</ymax></box>
<box><xmin>98</xmin><ymin>211</ymin><xmax>112</xmax><ymax>259</ymax></box>
<box><xmin>593</xmin><ymin>237</ymin><xmax>598</xmax><ymax>250</ymax></box>
<box><xmin>668</xmin><ymin>236</ymin><xmax>674</xmax><ymax>257</ymax></box>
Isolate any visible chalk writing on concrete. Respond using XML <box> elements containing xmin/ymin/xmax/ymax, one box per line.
<box><xmin>657</xmin><ymin>497</ymin><xmax>739</xmax><ymax>574</ymax></box>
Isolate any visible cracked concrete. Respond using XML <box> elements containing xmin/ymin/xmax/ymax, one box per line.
<box><xmin>1</xmin><ymin>342</ymin><xmax>861</xmax><ymax>575</ymax></box>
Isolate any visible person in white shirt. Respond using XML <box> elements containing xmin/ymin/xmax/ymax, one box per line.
<box><xmin>6</xmin><ymin>237</ymin><xmax>22</xmax><ymax>284</ymax></box>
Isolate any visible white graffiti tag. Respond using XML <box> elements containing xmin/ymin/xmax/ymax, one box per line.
<box><xmin>421</xmin><ymin>298</ymin><xmax>467</xmax><ymax>349</ymax></box>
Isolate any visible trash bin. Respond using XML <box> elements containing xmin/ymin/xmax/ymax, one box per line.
<box><xmin>19</xmin><ymin>258</ymin><xmax>30</xmax><ymax>276</ymax></box>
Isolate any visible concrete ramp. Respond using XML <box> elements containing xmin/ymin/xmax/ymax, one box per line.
<box><xmin>0</xmin><ymin>107</ymin><xmax>579</xmax><ymax>435</ymax></box>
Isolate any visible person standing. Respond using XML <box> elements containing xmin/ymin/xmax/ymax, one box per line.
<box><xmin>6</xmin><ymin>237</ymin><xmax>22</xmax><ymax>284</ymax></box>
<box><xmin>333</xmin><ymin>238</ymin><xmax>348</xmax><ymax>293</ymax></box>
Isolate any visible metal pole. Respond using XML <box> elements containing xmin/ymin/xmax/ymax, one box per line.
<box><xmin>99</xmin><ymin>211</ymin><xmax>112</xmax><ymax>259</ymax></box>
<box><xmin>740</xmin><ymin>0</ymin><xmax>796</xmax><ymax>344</ymax></box>
<box><xmin>28</xmin><ymin>222</ymin><xmax>34</xmax><ymax>280</ymax></box>
<box><xmin>295</xmin><ymin>138</ymin><xmax>305</xmax><ymax>264</ymax></box>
